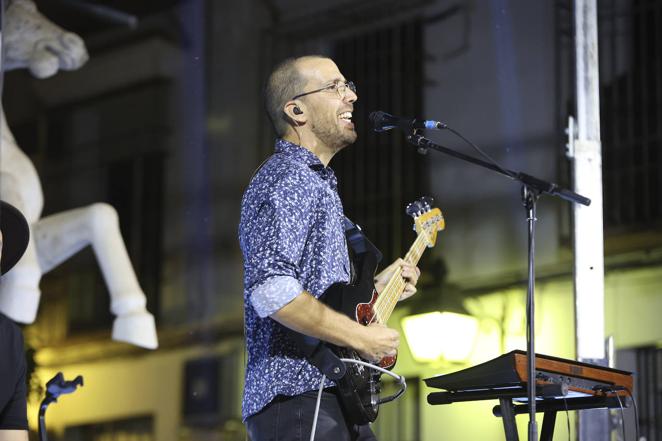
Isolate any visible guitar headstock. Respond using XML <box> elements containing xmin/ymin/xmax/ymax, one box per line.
<box><xmin>406</xmin><ymin>197</ymin><xmax>445</xmax><ymax>247</ymax></box>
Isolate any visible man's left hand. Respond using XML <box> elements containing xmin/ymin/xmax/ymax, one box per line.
<box><xmin>374</xmin><ymin>258</ymin><xmax>421</xmax><ymax>301</ymax></box>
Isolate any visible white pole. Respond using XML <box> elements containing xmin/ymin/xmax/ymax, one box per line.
<box><xmin>573</xmin><ymin>0</ymin><xmax>605</xmax><ymax>363</ymax></box>
<box><xmin>571</xmin><ymin>0</ymin><xmax>608</xmax><ymax>439</ymax></box>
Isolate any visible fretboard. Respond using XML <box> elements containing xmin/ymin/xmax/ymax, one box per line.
<box><xmin>372</xmin><ymin>229</ymin><xmax>430</xmax><ymax>323</ymax></box>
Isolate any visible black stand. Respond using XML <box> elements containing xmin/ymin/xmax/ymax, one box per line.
<box><xmin>39</xmin><ymin>372</ymin><xmax>84</xmax><ymax>441</ymax></box>
<box><xmin>405</xmin><ymin>130</ymin><xmax>590</xmax><ymax>441</ymax></box>
<box><xmin>428</xmin><ymin>387</ymin><xmax>629</xmax><ymax>441</ymax></box>
<box><xmin>522</xmin><ymin>186</ymin><xmax>539</xmax><ymax>441</ymax></box>
<box><xmin>492</xmin><ymin>395</ymin><xmax>631</xmax><ymax>441</ymax></box>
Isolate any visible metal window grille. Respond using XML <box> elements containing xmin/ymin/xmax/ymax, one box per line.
<box><xmin>555</xmin><ymin>0</ymin><xmax>662</xmax><ymax>234</ymax></box>
<box><xmin>636</xmin><ymin>346</ymin><xmax>662</xmax><ymax>440</ymax></box>
<box><xmin>14</xmin><ymin>82</ymin><xmax>170</xmax><ymax>334</ymax></box>
<box><xmin>599</xmin><ymin>0</ymin><xmax>662</xmax><ymax>231</ymax></box>
<box><xmin>333</xmin><ymin>20</ymin><xmax>427</xmax><ymax>263</ymax></box>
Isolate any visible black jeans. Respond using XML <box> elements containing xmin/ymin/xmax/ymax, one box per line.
<box><xmin>246</xmin><ymin>389</ymin><xmax>377</xmax><ymax>441</ymax></box>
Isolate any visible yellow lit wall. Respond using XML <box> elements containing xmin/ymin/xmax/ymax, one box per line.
<box><xmin>26</xmin><ymin>265</ymin><xmax>661</xmax><ymax>441</ymax></box>
<box><xmin>605</xmin><ymin>265</ymin><xmax>662</xmax><ymax>347</ymax></box>
<box><xmin>28</xmin><ymin>339</ymin><xmax>244</xmax><ymax>441</ymax></box>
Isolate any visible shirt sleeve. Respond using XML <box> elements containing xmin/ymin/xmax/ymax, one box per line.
<box><xmin>243</xmin><ymin>178</ymin><xmax>317</xmax><ymax>318</ymax></box>
<box><xmin>250</xmin><ymin>275</ymin><xmax>303</xmax><ymax>318</ymax></box>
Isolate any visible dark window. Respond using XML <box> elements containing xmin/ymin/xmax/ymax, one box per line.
<box><xmin>23</xmin><ymin>82</ymin><xmax>170</xmax><ymax>335</ymax></box>
<box><xmin>182</xmin><ymin>352</ymin><xmax>243</xmax><ymax>427</ymax></box>
<box><xmin>63</xmin><ymin>415</ymin><xmax>153</xmax><ymax>441</ymax></box>
<box><xmin>635</xmin><ymin>347</ymin><xmax>662</xmax><ymax>440</ymax></box>
<box><xmin>555</xmin><ymin>0</ymin><xmax>662</xmax><ymax>243</ymax></box>
<box><xmin>333</xmin><ymin>20</ymin><xmax>427</xmax><ymax>263</ymax></box>
<box><xmin>599</xmin><ymin>0</ymin><xmax>662</xmax><ymax>232</ymax></box>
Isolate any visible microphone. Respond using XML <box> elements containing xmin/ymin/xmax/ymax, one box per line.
<box><xmin>369</xmin><ymin>111</ymin><xmax>447</xmax><ymax>132</ymax></box>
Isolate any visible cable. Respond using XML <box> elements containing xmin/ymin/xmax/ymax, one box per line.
<box><xmin>623</xmin><ymin>387</ymin><xmax>640</xmax><ymax>441</ymax></box>
<box><xmin>340</xmin><ymin>358</ymin><xmax>408</xmax><ymax>387</ymax></box>
<box><xmin>308</xmin><ymin>358</ymin><xmax>407</xmax><ymax>441</ymax></box>
<box><xmin>594</xmin><ymin>384</ymin><xmax>639</xmax><ymax>441</ymax></box>
<box><xmin>562</xmin><ymin>396</ymin><xmax>571</xmax><ymax>441</ymax></box>
<box><xmin>614</xmin><ymin>393</ymin><xmax>626</xmax><ymax>441</ymax></box>
<box><xmin>445</xmin><ymin>126</ymin><xmax>517</xmax><ymax>180</ymax></box>
<box><xmin>309</xmin><ymin>374</ymin><xmax>326</xmax><ymax>441</ymax></box>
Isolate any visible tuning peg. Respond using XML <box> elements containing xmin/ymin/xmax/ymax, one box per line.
<box><xmin>406</xmin><ymin>201</ymin><xmax>418</xmax><ymax>218</ymax></box>
<box><xmin>406</xmin><ymin>201</ymin><xmax>423</xmax><ymax>218</ymax></box>
<box><xmin>420</xmin><ymin>196</ymin><xmax>434</xmax><ymax>210</ymax></box>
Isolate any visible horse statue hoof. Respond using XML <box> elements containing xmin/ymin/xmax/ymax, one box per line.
<box><xmin>112</xmin><ymin>311</ymin><xmax>158</xmax><ymax>349</ymax></box>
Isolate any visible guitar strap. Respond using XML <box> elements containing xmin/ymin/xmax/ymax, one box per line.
<box><xmin>295</xmin><ymin>219</ymin><xmax>383</xmax><ymax>381</ymax></box>
<box><xmin>343</xmin><ymin>217</ymin><xmax>383</xmax><ymax>265</ymax></box>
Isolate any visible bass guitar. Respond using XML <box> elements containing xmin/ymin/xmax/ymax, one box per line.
<box><xmin>289</xmin><ymin>197</ymin><xmax>445</xmax><ymax>424</ymax></box>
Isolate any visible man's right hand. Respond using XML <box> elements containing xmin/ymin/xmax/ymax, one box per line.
<box><xmin>271</xmin><ymin>291</ymin><xmax>401</xmax><ymax>363</ymax></box>
<box><xmin>354</xmin><ymin>323</ymin><xmax>400</xmax><ymax>362</ymax></box>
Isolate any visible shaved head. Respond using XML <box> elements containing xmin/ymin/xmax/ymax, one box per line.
<box><xmin>264</xmin><ymin>55</ymin><xmax>329</xmax><ymax>136</ymax></box>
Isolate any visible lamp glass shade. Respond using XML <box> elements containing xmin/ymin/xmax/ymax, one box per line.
<box><xmin>402</xmin><ymin>311</ymin><xmax>478</xmax><ymax>363</ymax></box>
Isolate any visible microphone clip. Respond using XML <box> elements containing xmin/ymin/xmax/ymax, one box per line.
<box><xmin>406</xmin><ymin>129</ymin><xmax>429</xmax><ymax>155</ymax></box>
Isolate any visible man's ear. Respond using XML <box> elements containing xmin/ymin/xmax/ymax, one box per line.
<box><xmin>284</xmin><ymin>101</ymin><xmax>306</xmax><ymax>125</ymax></box>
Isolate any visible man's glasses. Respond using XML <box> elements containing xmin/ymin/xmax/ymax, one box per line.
<box><xmin>292</xmin><ymin>80</ymin><xmax>356</xmax><ymax>101</ymax></box>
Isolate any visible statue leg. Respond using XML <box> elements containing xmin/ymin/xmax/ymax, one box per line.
<box><xmin>34</xmin><ymin>203</ymin><xmax>158</xmax><ymax>348</ymax></box>
<box><xmin>0</xmin><ymin>237</ymin><xmax>43</xmax><ymax>324</ymax></box>
<box><xmin>0</xmin><ymin>176</ymin><xmax>43</xmax><ymax>324</ymax></box>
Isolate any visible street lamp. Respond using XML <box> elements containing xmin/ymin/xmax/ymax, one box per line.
<box><xmin>401</xmin><ymin>311</ymin><xmax>478</xmax><ymax>363</ymax></box>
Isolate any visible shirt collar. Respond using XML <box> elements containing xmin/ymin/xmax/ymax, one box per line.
<box><xmin>275</xmin><ymin>139</ymin><xmax>338</xmax><ymax>189</ymax></box>
<box><xmin>275</xmin><ymin>138</ymin><xmax>322</xmax><ymax>168</ymax></box>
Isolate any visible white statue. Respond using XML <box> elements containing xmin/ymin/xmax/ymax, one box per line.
<box><xmin>0</xmin><ymin>0</ymin><xmax>158</xmax><ymax>349</ymax></box>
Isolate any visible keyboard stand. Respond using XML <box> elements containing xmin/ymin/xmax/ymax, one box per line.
<box><xmin>428</xmin><ymin>386</ymin><xmax>629</xmax><ymax>441</ymax></box>
<box><xmin>493</xmin><ymin>395</ymin><xmax>630</xmax><ymax>441</ymax></box>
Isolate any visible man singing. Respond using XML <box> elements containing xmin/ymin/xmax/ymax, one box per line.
<box><xmin>239</xmin><ymin>55</ymin><xmax>420</xmax><ymax>440</ymax></box>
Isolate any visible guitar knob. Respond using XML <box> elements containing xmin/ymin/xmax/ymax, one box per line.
<box><xmin>421</xmin><ymin>196</ymin><xmax>434</xmax><ymax>210</ymax></box>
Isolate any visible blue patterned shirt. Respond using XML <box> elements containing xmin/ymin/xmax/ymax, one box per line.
<box><xmin>239</xmin><ymin>139</ymin><xmax>351</xmax><ymax>420</ymax></box>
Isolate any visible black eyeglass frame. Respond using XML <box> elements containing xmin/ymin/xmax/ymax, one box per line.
<box><xmin>291</xmin><ymin>80</ymin><xmax>356</xmax><ymax>101</ymax></box>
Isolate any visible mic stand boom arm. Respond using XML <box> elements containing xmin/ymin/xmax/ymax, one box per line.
<box><xmin>406</xmin><ymin>131</ymin><xmax>590</xmax><ymax>206</ymax></box>
<box><xmin>405</xmin><ymin>130</ymin><xmax>589</xmax><ymax>441</ymax></box>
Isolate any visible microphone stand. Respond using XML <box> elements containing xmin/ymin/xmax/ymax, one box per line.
<box><xmin>39</xmin><ymin>372</ymin><xmax>84</xmax><ymax>441</ymax></box>
<box><xmin>405</xmin><ymin>130</ymin><xmax>590</xmax><ymax>441</ymax></box>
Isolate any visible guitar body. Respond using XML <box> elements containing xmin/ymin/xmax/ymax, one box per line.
<box><xmin>289</xmin><ymin>230</ymin><xmax>393</xmax><ymax>425</ymax></box>
<box><xmin>355</xmin><ymin>293</ymin><xmax>397</xmax><ymax>369</ymax></box>
<box><xmin>333</xmin><ymin>289</ymin><xmax>399</xmax><ymax>424</ymax></box>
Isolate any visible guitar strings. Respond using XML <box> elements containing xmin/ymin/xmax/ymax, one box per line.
<box><xmin>373</xmin><ymin>222</ymin><xmax>432</xmax><ymax>322</ymax></box>
<box><xmin>372</xmin><ymin>233</ymin><xmax>426</xmax><ymax>322</ymax></box>
<box><xmin>371</xmin><ymin>242</ymin><xmax>418</xmax><ymax>322</ymax></box>
<box><xmin>379</xmin><ymin>232</ymin><xmax>427</xmax><ymax>318</ymax></box>
<box><xmin>370</xmin><ymin>229</ymin><xmax>430</xmax><ymax>325</ymax></box>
